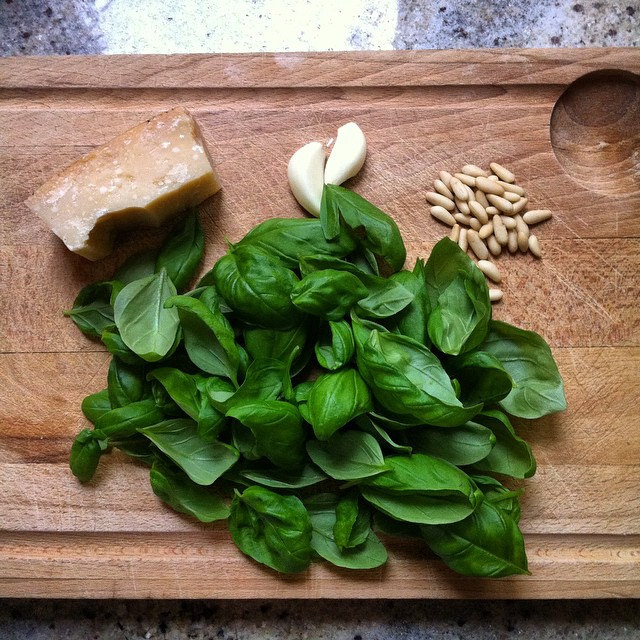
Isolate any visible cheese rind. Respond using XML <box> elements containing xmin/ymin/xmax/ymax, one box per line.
<box><xmin>26</xmin><ymin>107</ymin><xmax>220</xmax><ymax>260</ymax></box>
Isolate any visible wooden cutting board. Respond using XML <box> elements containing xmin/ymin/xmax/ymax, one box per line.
<box><xmin>1</xmin><ymin>50</ymin><xmax>639</xmax><ymax>599</ymax></box>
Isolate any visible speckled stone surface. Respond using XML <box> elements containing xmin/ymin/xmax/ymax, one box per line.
<box><xmin>1</xmin><ymin>2</ymin><xmax>639</xmax><ymax>638</ymax></box>
<box><xmin>1</xmin><ymin>599</ymin><xmax>640</xmax><ymax>639</ymax></box>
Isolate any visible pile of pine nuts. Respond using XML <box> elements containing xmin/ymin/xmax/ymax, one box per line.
<box><xmin>426</xmin><ymin>162</ymin><xmax>552</xmax><ymax>303</ymax></box>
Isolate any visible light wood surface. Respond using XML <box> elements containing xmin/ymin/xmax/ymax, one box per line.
<box><xmin>0</xmin><ymin>50</ymin><xmax>639</xmax><ymax>599</ymax></box>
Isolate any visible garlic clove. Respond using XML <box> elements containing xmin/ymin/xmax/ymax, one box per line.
<box><xmin>287</xmin><ymin>141</ymin><xmax>326</xmax><ymax>217</ymax></box>
<box><xmin>324</xmin><ymin>122</ymin><xmax>367</xmax><ymax>186</ymax></box>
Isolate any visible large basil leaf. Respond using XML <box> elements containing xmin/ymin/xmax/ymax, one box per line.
<box><xmin>304</xmin><ymin>493</ymin><xmax>387</xmax><ymax>569</ymax></box>
<box><xmin>315</xmin><ymin>320</ymin><xmax>355</xmax><ymax>371</ymax></box>
<box><xmin>240</xmin><ymin>464</ymin><xmax>327</xmax><ymax>489</ymax></box>
<box><xmin>69</xmin><ymin>428</ymin><xmax>108</xmax><ymax>482</ymax></box>
<box><xmin>421</xmin><ymin>500</ymin><xmax>529</xmax><ymax>577</ymax></box>
<box><xmin>306</xmin><ymin>430</ymin><xmax>387</xmax><ymax>481</ymax></box>
<box><xmin>165</xmin><ymin>294</ymin><xmax>240</xmax><ymax>384</ymax></box>
<box><xmin>114</xmin><ymin>270</ymin><xmax>180</xmax><ymax>362</ymax></box>
<box><xmin>447</xmin><ymin>350</ymin><xmax>512</xmax><ymax>406</ymax></box>
<box><xmin>140</xmin><ymin>419</ymin><xmax>239</xmax><ymax>485</ymax></box>
<box><xmin>95</xmin><ymin>399</ymin><xmax>164</xmax><ymax>438</ymax></box>
<box><xmin>107</xmin><ymin>358</ymin><xmax>146</xmax><ymax>408</ymax></box>
<box><xmin>307</xmin><ymin>369</ymin><xmax>372</xmax><ymax>440</ymax></box>
<box><xmin>229</xmin><ymin>486</ymin><xmax>312</xmax><ymax>573</ymax></box>
<box><xmin>361</xmin><ymin>454</ymin><xmax>481</xmax><ymax>525</ymax></box>
<box><xmin>473</xmin><ymin>410</ymin><xmax>536</xmax><ymax>479</ymax></box>
<box><xmin>64</xmin><ymin>281</ymin><xmax>120</xmax><ymax>337</ymax></box>
<box><xmin>423</xmin><ymin>238</ymin><xmax>491</xmax><ymax>355</ymax></box>
<box><xmin>291</xmin><ymin>269</ymin><xmax>368</xmax><ymax>320</ymax></box>
<box><xmin>360</xmin><ymin>330</ymin><xmax>480</xmax><ymax>427</ymax></box>
<box><xmin>244</xmin><ymin>324</ymin><xmax>310</xmax><ymax>375</ymax></box>
<box><xmin>238</xmin><ymin>217</ymin><xmax>356</xmax><ymax>269</ymax></box>
<box><xmin>477</xmin><ymin>320</ymin><xmax>567</xmax><ymax>418</ymax></box>
<box><xmin>150</xmin><ymin>458</ymin><xmax>230</xmax><ymax>522</ymax></box>
<box><xmin>408</xmin><ymin>422</ymin><xmax>496</xmax><ymax>466</ymax></box>
<box><xmin>81</xmin><ymin>389</ymin><xmax>111</xmax><ymax>423</ymax></box>
<box><xmin>320</xmin><ymin>185</ymin><xmax>406</xmax><ymax>272</ymax></box>
<box><xmin>155</xmin><ymin>210</ymin><xmax>204</xmax><ymax>291</ymax></box>
<box><xmin>212</xmin><ymin>245</ymin><xmax>301</xmax><ymax>329</ymax></box>
<box><xmin>227</xmin><ymin>400</ymin><xmax>305</xmax><ymax>469</ymax></box>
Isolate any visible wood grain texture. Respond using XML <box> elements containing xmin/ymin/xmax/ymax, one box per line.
<box><xmin>0</xmin><ymin>50</ymin><xmax>639</xmax><ymax>599</ymax></box>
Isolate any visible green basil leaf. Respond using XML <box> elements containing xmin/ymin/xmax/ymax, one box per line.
<box><xmin>240</xmin><ymin>464</ymin><xmax>328</xmax><ymax>489</ymax></box>
<box><xmin>471</xmin><ymin>475</ymin><xmax>523</xmax><ymax>523</ymax></box>
<box><xmin>101</xmin><ymin>328</ymin><xmax>140</xmax><ymax>365</ymax></box>
<box><xmin>291</xmin><ymin>269</ymin><xmax>368</xmax><ymax>320</ymax></box>
<box><xmin>95</xmin><ymin>399</ymin><xmax>164</xmax><ymax>438</ymax></box>
<box><xmin>407</xmin><ymin>422</ymin><xmax>496</xmax><ymax>466</ymax></box>
<box><xmin>334</xmin><ymin>492</ymin><xmax>370</xmax><ymax>550</ymax></box>
<box><xmin>349</xmin><ymin>247</ymin><xmax>380</xmax><ymax>276</ymax></box>
<box><xmin>114</xmin><ymin>249</ymin><xmax>158</xmax><ymax>285</ymax></box>
<box><xmin>107</xmin><ymin>358</ymin><xmax>146</xmax><ymax>408</ymax></box>
<box><xmin>238</xmin><ymin>217</ymin><xmax>356</xmax><ymax>269</ymax></box>
<box><xmin>150</xmin><ymin>458</ymin><xmax>229</xmax><ymax>523</ymax></box>
<box><xmin>373</xmin><ymin>511</ymin><xmax>422</xmax><ymax>539</ymax></box>
<box><xmin>476</xmin><ymin>320</ymin><xmax>567</xmax><ymax>418</ymax></box>
<box><xmin>155</xmin><ymin>210</ymin><xmax>205</xmax><ymax>291</ymax></box>
<box><xmin>114</xmin><ymin>270</ymin><xmax>180</xmax><ymax>362</ymax></box>
<box><xmin>355</xmin><ymin>415</ymin><xmax>413</xmax><ymax>454</ymax></box>
<box><xmin>165</xmin><ymin>294</ymin><xmax>240</xmax><ymax>384</ymax></box>
<box><xmin>64</xmin><ymin>281</ymin><xmax>119</xmax><ymax>337</ymax></box>
<box><xmin>360</xmin><ymin>330</ymin><xmax>480</xmax><ymax>427</ymax></box>
<box><xmin>321</xmin><ymin>185</ymin><xmax>406</xmax><ymax>272</ymax></box>
<box><xmin>81</xmin><ymin>389</ymin><xmax>112</xmax><ymax>423</ymax></box>
<box><xmin>306</xmin><ymin>430</ymin><xmax>387</xmax><ymax>481</ymax></box>
<box><xmin>111</xmin><ymin>435</ymin><xmax>155</xmax><ymax>465</ymax></box>
<box><xmin>244</xmin><ymin>324</ymin><xmax>310</xmax><ymax>375</ymax></box>
<box><xmin>304</xmin><ymin>493</ymin><xmax>387</xmax><ymax>570</ymax></box>
<box><xmin>384</xmin><ymin>267</ymin><xmax>431</xmax><ymax>346</ymax></box>
<box><xmin>227</xmin><ymin>400</ymin><xmax>306</xmax><ymax>469</ymax></box>
<box><xmin>315</xmin><ymin>320</ymin><xmax>355</xmax><ymax>371</ymax></box>
<box><xmin>421</xmin><ymin>500</ymin><xmax>529</xmax><ymax>577</ymax></box>
<box><xmin>140</xmin><ymin>419</ymin><xmax>239</xmax><ymax>485</ymax></box>
<box><xmin>361</xmin><ymin>454</ymin><xmax>481</xmax><ymax>525</ymax></box>
<box><xmin>212</xmin><ymin>245</ymin><xmax>301</xmax><ymax>329</ymax></box>
<box><xmin>307</xmin><ymin>368</ymin><xmax>373</xmax><ymax>440</ymax></box>
<box><xmin>447</xmin><ymin>350</ymin><xmax>513</xmax><ymax>406</ymax></box>
<box><xmin>147</xmin><ymin>367</ymin><xmax>201</xmax><ymax>420</ymax></box>
<box><xmin>229</xmin><ymin>486</ymin><xmax>312</xmax><ymax>573</ymax></box>
<box><xmin>194</xmin><ymin>376</ymin><xmax>233</xmax><ymax>441</ymax></box>
<box><xmin>472</xmin><ymin>410</ymin><xmax>537</xmax><ymax>479</ymax></box>
<box><xmin>356</xmin><ymin>279</ymin><xmax>414</xmax><ymax>320</ymax></box>
<box><xmin>69</xmin><ymin>428</ymin><xmax>108</xmax><ymax>483</ymax></box>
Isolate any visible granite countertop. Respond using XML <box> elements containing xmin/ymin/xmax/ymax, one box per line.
<box><xmin>1</xmin><ymin>1</ymin><xmax>639</xmax><ymax>639</ymax></box>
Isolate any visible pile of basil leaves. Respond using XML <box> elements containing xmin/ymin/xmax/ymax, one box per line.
<box><xmin>67</xmin><ymin>185</ymin><xmax>566</xmax><ymax>578</ymax></box>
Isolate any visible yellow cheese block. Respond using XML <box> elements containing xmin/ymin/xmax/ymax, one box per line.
<box><xmin>26</xmin><ymin>107</ymin><xmax>221</xmax><ymax>260</ymax></box>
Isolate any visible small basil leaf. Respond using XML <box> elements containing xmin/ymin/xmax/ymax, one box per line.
<box><xmin>81</xmin><ymin>389</ymin><xmax>112</xmax><ymax>423</ymax></box>
<box><xmin>107</xmin><ymin>358</ymin><xmax>146</xmax><ymax>408</ymax></box>
<box><xmin>101</xmin><ymin>328</ymin><xmax>140</xmax><ymax>365</ymax></box>
<box><xmin>384</xmin><ymin>267</ymin><xmax>431</xmax><ymax>346</ymax></box>
<box><xmin>240</xmin><ymin>464</ymin><xmax>328</xmax><ymax>489</ymax></box>
<box><xmin>69</xmin><ymin>428</ymin><xmax>108</xmax><ymax>483</ymax></box>
<box><xmin>244</xmin><ymin>324</ymin><xmax>310</xmax><ymax>375</ymax></box>
<box><xmin>64</xmin><ymin>281</ymin><xmax>119</xmax><ymax>338</ymax></box>
<box><xmin>356</xmin><ymin>279</ymin><xmax>414</xmax><ymax>319</ymax></box>
<box><xmin>334</xmin><ymin>492</ymin><xmax>370</xmax><ymax>550</ymax></box>
<box><xmin>446</xmin><ymin>350</ymin><xmax>513</xmax><ymax>406</ymax></box>
<box><xmin>95</xmin><ymin>399</ymin><xmax>164</xmax><ymax>438</ymax></box>
<box><xmin>315</xmin><ymin>320</ymin><xmax>355</xmax><ymax>371</ymax></box>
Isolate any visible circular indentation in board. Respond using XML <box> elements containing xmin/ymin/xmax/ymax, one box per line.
<box><xmin>550</xmin><ymin>70</ymin><xmax>639</xmax><ymax>196</ymax></box>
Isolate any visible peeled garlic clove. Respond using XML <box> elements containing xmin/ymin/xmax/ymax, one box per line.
<box><xmin>287</xmin><ymin>141</ymin><xmax>326</xmax><ymax>217</ymax></box>
<box><xmin>324</xmin><ymin>122</ymin><xmax>367</xmax><ymax>186</ymax></box>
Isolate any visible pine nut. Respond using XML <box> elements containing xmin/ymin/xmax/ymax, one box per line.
<box><xmin>475</xmin><ymin>190</ymin><xmax>490</xmax><ymax>208</ymax></box>
<box><xmin>478</xmin><ymin>222</ymin><xmax>494</xmax><ymax>239</ymax></box>
<box><xmin>503</xmin><ymin>191</ymin><xmax>521</xmax><ymax>203</ymax></box>
<box><xmin>489</xmin><ymin>289</ymin><xmax>503</xmax><ymax>302</ymax></box>
<box><xmin>478</xmin><ymin>259</ymin><xmax>502</xmax><ymax>283</ymax></box>
<box><xmin>466</xmin><ymin>185</ymin><xmax>476</xmax><ymax>201</ymax></box>
<box><xmin>469</xmin><ymin>200</ymin><xmax>489</xmax><ymax>224</ymax></box>
<box><xmin>426</xmin><ymin>192</ymin><xmax>455</xmax><ymax>210</ymax></box>
<box><xmin>475</xmin><ymin>176</ymin><xmax>505</xmax><ymax>196</ymax></box>
<box><xmin>458</xmin><ymin>227</ymin><xmax>468</xmax><ymax>252</ymax></box>
<box><xmin>488</xmin><ymin>175</ymin><xmax>500</xmax><ymax>181</ymax></box>
<box><xmin>514</xmin><ymin>214</ymin><xmax>529</xmax><ymax>236</ymax></box>
<box><xmin>467</xmin><ymin>229</ymin><xmax>489</xmax><ymax>260</ymax></box>
<box><xmin>501</xmin><ymin>215</ymin><xmax>516</xmax><ymax>230</ymax></box>
<box><xmin>454</xmin><ymin>213</ymin><xmax>473</xmax><ymax>226</ymax></box>
<box><xmin>486</xmin><ymin>194</ymin><xmax>514</xmax><ymax>214</ymax></box>
<box><xmin>456</xmin><ymin>198</ymin><xmax>471</xmax><ymax>215</ymax></box>
<box><xmin>461</xmin><ymin>164</ymin><xmax>488</xmax><ymax>178</ymax></box>
<box><xmin>485</xmin><ymin>206</ymin><xmax>499</xmax><ymax>216</ymax></box>
<box><xmin>523</xmin><ymin>209</ymin><xmax>552</xmax><ymax>225</ymax></box>
<box><xmin>450</xmin><ymin>177</ymin><xmax>469</xmax><ymax>201</ymax></box>
<box><xmin>507</xmin><ymin>229</ymin><xmax>518</xmax><ymax>253</ymax></box>
<box><xmin>454</xmin><ymin>173</ymin><xmax>476</xmax><ymax>187</ymax></box>
<box><xmin>487</xmin><ymin>234</ymin><xmax>502</xmax><ymax>256</ymax></box>
<box><xmin>490</xmin><ymin>162</ymin><xmax>515</xmax><ymax>183</ymax></box>
<box><xmin>434</xmin><ymin>179</ymin><xmax>454</xmax><ymax>200</ymax></box>
<box><xmin>469</xmin><ymin>217</ymin><xmax>481</xmax><ymax>231</ymax></box>
<box><xmin>528</xmin><ymin>234</ymin><xmax>542</xmax><ymax>258</ymax></box>
<box><xmin>449</xmin><ymin>223</ymin><xmax>460</xmax><ymax>242</ymax></box>
<box><xmin>512</xmin><ymin>197</ymin><xmax>528</xmax><ymax>214</ymax></box>
<box><xmin>498</xmin><ymin>181</ymin><xmax>525</xmax><ymax>196</ymax></box>
<box><xmin>492</xmin><ymin>214</ymin><xmax>508</xmax><ymax>245</ymax></box>
<box><xmin>431</xmin><ymin>206</ymin><xmax>456</xmax><ymax>226</ymax></box>
<box><xmin>517</xmin><ymin>230</ymin><xmax>529</xmax><ymax>252</ymax></box>
<box><xmin>439</xmin><ymin>170</ymin><xmax>453</xmax><ymax>188</ymax></box>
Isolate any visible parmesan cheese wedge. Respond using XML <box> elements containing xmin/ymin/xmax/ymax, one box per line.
<box><xmin>26</xmin><ymin>107</ymin><xmax>220</xmax><ymax>260</ymax></box>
